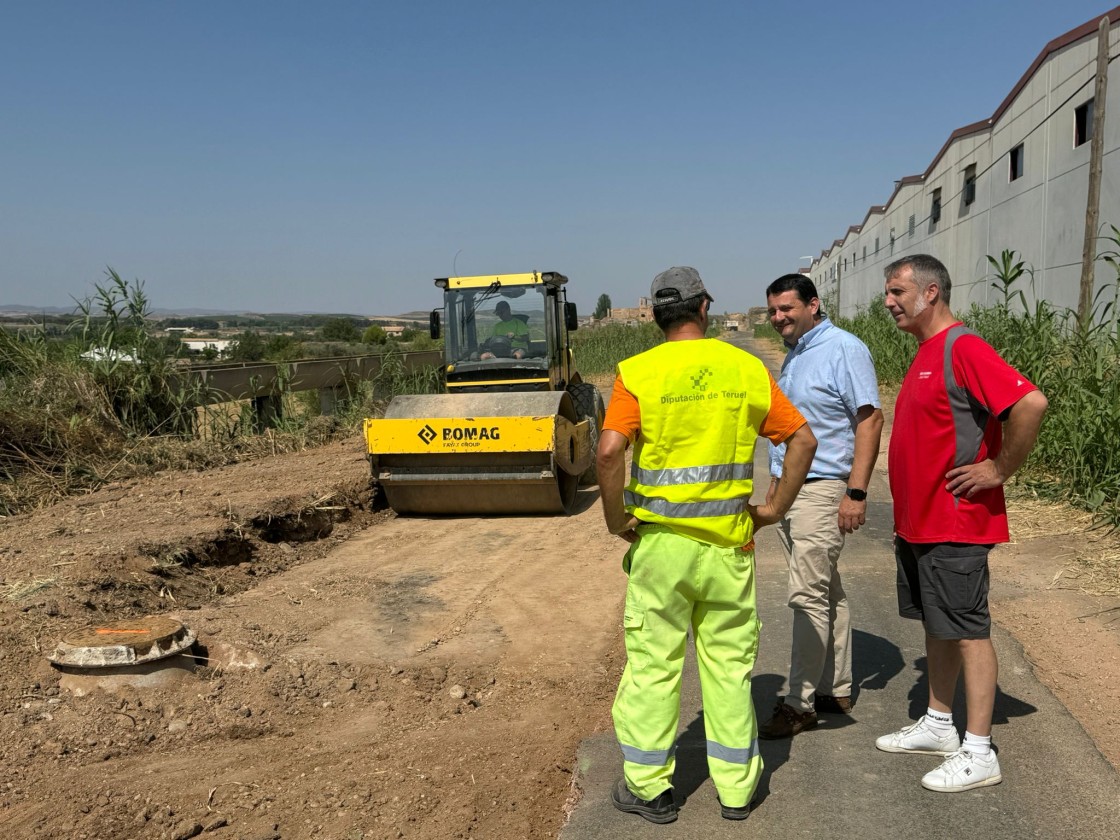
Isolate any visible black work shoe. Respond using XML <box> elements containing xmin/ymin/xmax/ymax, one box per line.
<box><xmin>758</xmin><ymin>702</ymin><xmax>819</xmax><ymax>739</ymax></box>
<box><xmin>814</xmin><ymin>694</ymin><xmax>854</xmax><ymax>714</ymax></box>
<box><xmin>717</xmin><ymin>795</ymin><xmax>753</xmax><ymax>821</ymax></box>
<box><xmin>611</xmin><ymin>779</ymin><xmax>678</xmax><ymax>824</ymax></box>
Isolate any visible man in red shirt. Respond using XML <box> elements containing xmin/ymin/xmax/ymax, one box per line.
<box><xmin>877</xmin><ymin>254</ymin><xmax>1047</xmax><ymax>792</ymax></box>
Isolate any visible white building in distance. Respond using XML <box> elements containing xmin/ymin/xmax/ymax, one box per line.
<box><xmin>183</xmin><ymin>338</ymin><xmax>234</xmax><ymax>355</ymax></box>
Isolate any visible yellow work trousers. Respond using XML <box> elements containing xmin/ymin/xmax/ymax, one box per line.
<box><xmin>611</xmin><ymin>525</ymin><xmax>763</xmax><ymax>808</ymax></box>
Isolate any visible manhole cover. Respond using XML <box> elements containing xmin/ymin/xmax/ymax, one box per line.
<box><xmin>48</xmin><ymin>615</ymin><xmax>196</xmax><ymax>669</ymax></box>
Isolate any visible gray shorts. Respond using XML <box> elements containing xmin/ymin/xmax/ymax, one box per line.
<box><xmin>895</xmin><ymin>537</ymin><xmax>993</xmax><ymax>640</ymax></box>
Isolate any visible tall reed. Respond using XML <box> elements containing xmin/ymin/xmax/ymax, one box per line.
<box><xmin>832</xmin><ymin>297</ymin><xmax>917</xmax><ymax>383</ymax></box>
<box><xmin>570</xmin><ymin>322</ymin><xmax>664</xmax><ymax>374</ymax></box>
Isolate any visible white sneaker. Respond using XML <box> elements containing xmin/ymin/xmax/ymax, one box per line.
<box><xmin>921</xmin><ymin>749</ymin><xmax>1002</xmax><ymax>792</ymax></box>
<box><xmin>875</xmin><ymin>716</ymin><xmax>961</xmax><ymax>755</ymax></box>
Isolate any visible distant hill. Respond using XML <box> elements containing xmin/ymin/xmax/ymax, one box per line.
<box><xmin>0</xmin><ymin>304</ymin><xmax>434</xmax><ymax>321</ymax></box>
<box><xmin>0</xmin><ymin>304</ymin><xmax>81</xmax><ymax>316</ymax></box>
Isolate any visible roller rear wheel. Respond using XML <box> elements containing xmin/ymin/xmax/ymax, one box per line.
<box><xmin>568</xmin><ymin>382</ymin><xmax>605</xmax><ymax>486</ymax></box>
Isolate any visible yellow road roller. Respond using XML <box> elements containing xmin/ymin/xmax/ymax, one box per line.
<box><xmin>363</xmin><ymin>271</ymin><xmax>605</xmax><ymax>515</ymax></box>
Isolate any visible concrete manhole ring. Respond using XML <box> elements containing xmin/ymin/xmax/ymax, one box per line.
<box><xmin>47</xmin><ymin>615</ymin><xmax>196</xmax><ymax>669</ymax></box>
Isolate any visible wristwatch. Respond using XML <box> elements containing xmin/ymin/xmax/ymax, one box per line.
<box><xmin>845</xmin><ymin>487</ymin><xmax>867</xmax><ymax>502</ymax></box>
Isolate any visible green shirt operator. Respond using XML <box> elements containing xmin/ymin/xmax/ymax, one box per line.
<box><xmin>483</xmin><ymin>301</ymin><xmax>529</xmax><ymax>359</ymax></box>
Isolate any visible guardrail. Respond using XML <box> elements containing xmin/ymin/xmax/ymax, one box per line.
<box><xmin>174</xmin><ymin>350</ymin><xmax>444</xmax><ymax>430</ymax></box>
<box><xmin>179</xmin><ymin>350</ymin><xmax>444</xmax><ymax>402</ymax></box>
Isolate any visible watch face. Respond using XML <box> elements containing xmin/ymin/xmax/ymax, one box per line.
<box><xmin>846</xmin><ymin>488</ymin><xmax>867</xmax><ymax>501</ymax></box>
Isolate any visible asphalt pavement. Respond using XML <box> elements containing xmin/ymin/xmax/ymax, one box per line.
<box><xmin>561</xmin><ymin>334</ymin><xmax>1120</xmax><ymax>839</ymax></box>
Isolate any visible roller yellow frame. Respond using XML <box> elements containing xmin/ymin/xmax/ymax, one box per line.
<box><xmin>366</xmin><ymin>415</ymin><xmax>562</xmax><ymax>455</ymax></box>
<box><xmin>364</xmin><ymin>271</ymin><xmax>605</xmax><ymax>516</ymax></box>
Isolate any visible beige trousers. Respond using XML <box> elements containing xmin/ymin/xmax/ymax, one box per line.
<box><xmin>776</xmin><ymin>479</ymin><xmax>852</xmax><ymax>713</ymax></box>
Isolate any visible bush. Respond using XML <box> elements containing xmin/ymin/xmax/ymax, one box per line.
<box><xmin>320</xmin><ymin>318</ymin><xmax>361</xmax><ymax>342</ymax></box>
<box><xmin>229</xmin><ymin>330</ymin><xmax>266</xmax><ymax>361</ymax></box>
<box><xmin>362</xmin><ymin>325</ymin><xmax>387</xmax><ymax>345</ymax></box>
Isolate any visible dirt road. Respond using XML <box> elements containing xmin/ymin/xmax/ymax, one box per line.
<box><xmin>0</xmin><ymin>440</ymin><xmax>628</xmax><ymax>839</ymax></box>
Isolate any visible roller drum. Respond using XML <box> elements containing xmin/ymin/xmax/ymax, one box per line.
<box><xmin>367</xmin><ymin>391</ymin><xmax>588</xmax><ymax>515</ymax></box>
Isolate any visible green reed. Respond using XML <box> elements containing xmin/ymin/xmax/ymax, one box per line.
<box><xmin>833</xmin><ymin>297</ymin><xmax>918</xmax><ymax>384</ymax></box>
<box><xmin>570</xmin><ymin>321</ymin><xmax>665</xmax><ymax>374</ymax></box>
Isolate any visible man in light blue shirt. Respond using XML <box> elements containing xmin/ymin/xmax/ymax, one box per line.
<box><xmin>758</xmin><ymin>274</ymin><xmax>884</xmax><ymax>739</ymax></box>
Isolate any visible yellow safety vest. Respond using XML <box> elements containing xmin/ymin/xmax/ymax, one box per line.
<box><xmin>491</xmin><ymin>317</ymin><xmax>530</xmax><ymax>348</ymax></box>
<box><xmin>618</xmin><ymin>339</ymin><xmax>771</xmax><ymax>547</ymax></box>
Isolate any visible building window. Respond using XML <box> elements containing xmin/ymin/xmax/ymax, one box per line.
<box><xmin>1075</xmin><ymin>100</ymin><xmax>1094</xmax><ymax>147</ymax></box>
<box><xmin>1009</xmin><ymin>143</ymin><xmax>1025</xmax><ymax>181</ymax></box>
<box><xmin>963</xmin><ymin>164</ymin><xmax>977</xmax><ymax>206</ymax></box>
<box><xmin>862</xmin><ymin>245</ymin><xmax>867</xmax><ymax>261</ymax></box>
<box><xmin>931</xmin><ymin>188</ymin><xmax>942</xmax><ymax>223</ymax></box>
<box><xmin>890</xmin><ymin>228</ymin><xmax>896</xmax><ymax>254</ymax></box>
<box><xmin>908</xmin><ymin>215</ymin><xmax>916</xmax><ymax>237</ymax></box>
<box><xmin>875</xmin><ymin>236</ymin><xmax>880</xmax><ymax>254</ymax></box>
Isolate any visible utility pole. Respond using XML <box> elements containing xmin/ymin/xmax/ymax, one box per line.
<box><xmin>1079</xmin><ymin>16</ymin><xmax>1110</xmax><ymax>325</ymax></box>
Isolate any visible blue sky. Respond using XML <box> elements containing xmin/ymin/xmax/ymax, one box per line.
<box><xmin>2</xmin><ymin>1</ymin><xmax>1116</xmax><ymax>316</ymax></box>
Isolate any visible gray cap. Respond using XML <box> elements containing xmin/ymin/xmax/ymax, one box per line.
<box><xmin>651</xmin><ymin>266</ymin><xmax>713</xmax><ymax>307</ymax></box>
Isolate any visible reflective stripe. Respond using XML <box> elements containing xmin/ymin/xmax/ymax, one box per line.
<box><xmin>706</xmin><ymin>738</ymin><xmax>761</xmax><ymax>765</ymax></box>
<box><xmin>619</xmin><ymin>741</ymin><xmax>676</xmax><ymax>766</ymax></box>
<box><xmin>625</xmin><ymin>491</ymin><xmax>746</xmax><ymax>519</ymax></box>
<box><xmin>631</xmin><ymin>462</ymin><xmax>754</xmax><ymax>487</ymax></box>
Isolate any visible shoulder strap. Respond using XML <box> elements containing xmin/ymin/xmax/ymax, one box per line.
<box><xmin>943</xmin><ymin>325</ymin><xmax>990</xmax><ymax>468</ymax></box>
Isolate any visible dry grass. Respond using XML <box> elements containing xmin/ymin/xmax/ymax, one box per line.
<box><xmin>3</xmin><ymin>578</ymin><xmax>57</xmax><ymax>602</ymax></box>
<box><xmin>1005</xmin><ymin>497</ymin><xmax>1098</xmax><ymax>539</ymax></box>
<box><xmin>1062</xmin><ymin>546</ymin><xmax>1120</xmax><ymax>599</ymax></box>
<box><xmin>1007</xmin><ymin>496</ymin><xmax>1120</xmax><ymax>598</ymax></box>
<box><xmin>0</xmin><ymin>421</ymin><xmax>345</xmax><ymax>516</ymax></box>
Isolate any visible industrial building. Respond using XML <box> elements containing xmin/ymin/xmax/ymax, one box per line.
<box><xmin>809</xmin><ymin>8</ymin><xmax>1120</xmax><ymax>318</ymax></box>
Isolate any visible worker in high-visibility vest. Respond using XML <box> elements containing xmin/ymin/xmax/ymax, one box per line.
<box><xmin>479</xmin><ymin>300</ymin><xmax>529</xmax><ymax>359</ymax></box>
<box><xmin>597</xmin><ymin>266</ymin><xmax>816</xmax><ymax>824</ymax></box>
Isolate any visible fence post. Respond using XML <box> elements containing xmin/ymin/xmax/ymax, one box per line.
<box><xmin>1079</xmin><ymin>15</ymin><xmax>1110</xmax><ymax>325</ymax></box>
<box><xmin>252</xmin><ymin>395</ymin><xmax>283</xmax><ymax>431</ymax></box>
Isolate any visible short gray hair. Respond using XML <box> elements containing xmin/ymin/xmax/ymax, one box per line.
<box><xmin>883</xmin><ymin>254</ymin><xmax>952</xmax><ymax>304</ymax></box>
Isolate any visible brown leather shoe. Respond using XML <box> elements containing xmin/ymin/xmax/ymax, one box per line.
<box><xmin>758</xmin><ymin>702</ymin><xmax>818</xmax><ymax>739</ymax></box>
<box><xmin>815</xmin><ymin>694</ymin><xmax>853</xmax><ymax>714</ymax></box>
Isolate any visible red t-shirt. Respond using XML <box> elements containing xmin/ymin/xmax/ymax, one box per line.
<box><xmin>889</xmin><ymin>323</ymin><xmax>1038</xmax><ymax>544</ymax></box>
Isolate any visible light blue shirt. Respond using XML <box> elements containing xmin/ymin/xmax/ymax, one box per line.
<box><xmin>769</xmin><ymin>316</ymin><xmax>880</xmax><ymax>480</ymax></box>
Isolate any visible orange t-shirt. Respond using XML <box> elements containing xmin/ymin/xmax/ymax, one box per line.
<box><xmin>602</xmin><ymin>371</ymin><xmax>806</xmax><ymax>551</ymax></box>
